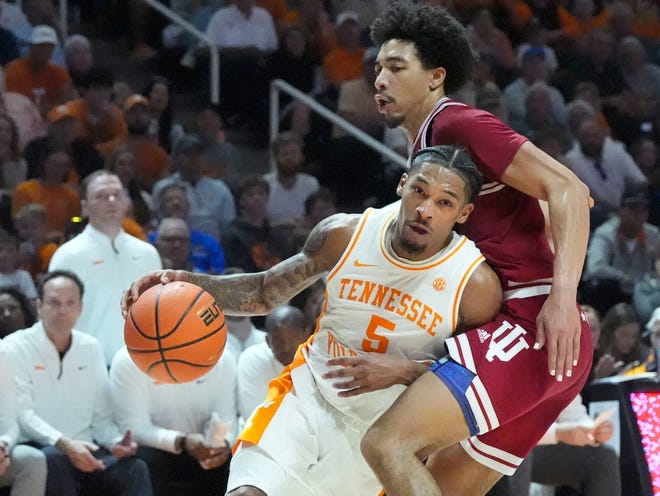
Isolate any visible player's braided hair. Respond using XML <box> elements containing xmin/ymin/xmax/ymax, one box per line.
<box><xmin>410</xmin><ymin>146</ymin><xmax>483</xmax><ymax>203</ymax></box>
<box><xmin>370</xmin><ymin>1</ymin><xmax>476</xmax><ymax>94</ymax></box>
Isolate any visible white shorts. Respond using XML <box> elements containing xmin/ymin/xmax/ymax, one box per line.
<box><xmin>227</xmin><ymin>365</ymin><xmax>384</xmax><ymax>496</ymax></box>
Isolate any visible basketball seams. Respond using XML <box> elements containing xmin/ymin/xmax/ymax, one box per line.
<box><xmin>127</xmin><ymin>321</ymin><xmax>227</xmax><ymax>354</ymax></box>
<box><xmin>158</xmin><ymin>288</ymin><xmax>208</xmax><ymax>339</ymax></box>
<box><xmin>154</xmin><ymin>285</ymin><xmax>179</xmax><ymax>383</ymax></box>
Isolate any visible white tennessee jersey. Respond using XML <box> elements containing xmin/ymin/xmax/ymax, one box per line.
<box><xmin>303</xmin><ymin>201</ymin><xmax>485</xmax><ymax>425</ymax></box>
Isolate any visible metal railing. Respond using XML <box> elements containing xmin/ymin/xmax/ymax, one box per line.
<box><xmin>269</xmin><ymin>79</ymin><xmax>407</xmax><ymax>169</ymax></box>
<box><xmin>142</xmin><ymin>0</ymin><xmax>220</xmax><ymax>104</ymax></box>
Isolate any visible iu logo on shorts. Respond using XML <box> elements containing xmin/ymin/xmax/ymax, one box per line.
<box><xmin>485</xmin><ymin>320</ymin><xmax>530</xmax><ymax>362</ymax></box>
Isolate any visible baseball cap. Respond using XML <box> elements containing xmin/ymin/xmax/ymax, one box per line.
<box><xmin>30</xmin><ymin>25</ymin><xmax>59</xmax><ymax>45</ymax></box>
<box><xmin>46</xmin><ymin>104</ymin><xmax>76</xmax><ymax>123</ymax></box>
<box><xmin>621</xmin><ymin>186</ymin><xmax>650</xmax><ymax>208</ymax></box>
<box><xmin>123</xmin><ymin>94</ymin><xmax>150</xmax><ymax>111</ymax></box>
<box><xmin>335</xmin><ymin>10</ymin><xmax>359</xmax><ymax>27</ymax></box>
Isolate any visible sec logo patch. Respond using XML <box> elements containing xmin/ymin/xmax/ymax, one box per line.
<box><xmin>433</xmin><ymin>278</ymin><xmax>447</xmax><ymax>291</ymax></box>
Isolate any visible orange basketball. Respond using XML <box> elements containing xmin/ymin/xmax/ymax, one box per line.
<box><xmin>124</xmin><ymin>281</ymin><xmax>227</xmax><ymax>384</ymax></box>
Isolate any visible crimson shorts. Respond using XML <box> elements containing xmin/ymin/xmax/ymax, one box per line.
<box><xmin>431</xmin><ymin>295</ymin><xmax>593</xmax><ymax>475</ymax></box>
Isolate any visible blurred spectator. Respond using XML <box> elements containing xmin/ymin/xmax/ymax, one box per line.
<box><xmin>112</xmin><ymin>80</ymin><xmax>133</xmax><ymax>109</ymax></box>
<box><xmin>221</xmin><ymin>175</ymin><xmax>288</xmax><ymax>273</ymax></box>
<box><xmin>475</xmin><ymin>86</ymin><xmax>509</xmax><ymax>124</ymax></box>
<box><xmin>265</xmin><ymin>131</ymin><xmax>319</xmax><ymax>226</ymax></box>
<box><xmin>268</xmin><ymin>24</ymin><xmax>320</xmax><ymax>138</ymax></box>
<box><xmin>205</xmin><ymin>0</ymin><xmax>277</xmax><ymax>131</ymax></box>
<box><xmin>532</xmin><ymin>127</ymin><xmax>570</xmax><ymax>162</ymax></box>
<box><xmin>0</xmin><ymin>286</ymin><xmax>36</xmax><ymax>338</ymax></box>
<box><xmin>120</xmin><ymin>94</ymin><xmax>169</xmax><ymax>193</ymax></box>
<box><xmin>583</xmin><ymin>187</ymin><xmax>660</xmax><ymax>311</ymax></box>
<box><xmin>4</xmin><ymin>25</ymin><xmax>77</xmax><ymax>116</ymax></box>
<box><xmin>154</xmin><ymin>217</ymin><xmax>193</xmax><ymax>270</ymax></box>
<box><xmin>510</xmin><ymin>81</ymin><xmax>570</xmax><ymax>142</ymax></box>
<box><xmin>0</xmin><ymin>113</ymin><xmax>27</xmax><ymax>192</ymax></box>
<box><xmin>596</xmin><ymin>302</ymin><xmax>649</xmax><ymax>376</ymax></box>
<box><xmin>618</xmin><ymin>36</ymin><xmax>660</xmax><ymax>116</ymax></box>
<box><xmin>63</xmin><ymin>34</ymin><xmax>93</xmax><ymax>95</ymax></box>
<box><xmin>162</xmin><ymin>0</ymin><xmax>223</xmax><ymax>53</ymax></box>
<box><xmin>322</xmin><ymin>10</ymin><xmax>365</xmax><ymax>87</ymax></box>
<box><xmin>303</xmin><ymin>187</ymin><xmax>337</xmax><ymax>230</ymax></box>
<box><xmin>330</xmin><ymin>0</ymin><xmax>387</xmax><ymax>38</ymax></box>
<box><xmin>48</xmin><ymin>171</ymin><xmax>162</xmax><ymax>363</ymax></box>
<box><xmin>23</xmin><ymin>105</ymin><xmax>102</xmax><ymax>182</ymax></box>
<box><xmin>0</xmin><ymin>68</ymin><xmax>46</xmax><ymax>150</ymax></box>
<box><xmin>150</xmin><ymin>182</ymin><xmax>227</xmax><ymax>274</ymax></box>
<box><xmin>194</xmin><ymin>103</ymin><xmax>243</xmax><ymax>188</ymax></box>
<box><xmin>557</xmin><ymin>0</ymin><xmax>609</xmax><ymax>52</ymax></box>
<box><xmin>152</xmin><ymin>134</ymin><xmax>235</xmax><ymax>241</ymax></box>
<box><xmin>142</xmin><ymin>76</ymin><xmax>184</xmax><ymax>153</ymax></box>
<box><xmin>12</xmin><ymin>142</ymin><xmax>80</xmax><ymax>235</ymax></box>
<box><xmin>0</xmin><ymin>233</ymin><xmax>37</xmax><ymax>301</ymax></box>
<box><xmin>282</xmin><ymin>0</ymin><xmax>337</xmax><ymax>61</ymax></box>
<box><xmin>61</xmin><ymin>68</ymin><xmax>128</xmax><ymax>156</ymax></box>
<box><xmin>466</xmin><ymin>8</ymin><xmax>516</xmax><ymax>86</ymax></box>
<box><xmin>289</xmin><ymin>278</ymin><xmax>325</xmax><ymax>333</ymax></box>
<box><xmin>515</xmin><ymin>18</ymin><xmax>558</xmax><ymax>74</ymax></box>
<box><xmin>237</xmin><ymin>305</ymin><xmax>307</xmax><ymax>422</ymax></box>
<box><xmin>105</xmin><ymin>144</ymin><xmax>152</xmax><ymax>229</ymax></box>
<box><xmin>334</xmin><ymin>46</ymin><xmax>384</xmax><ymax>139</ymax></box>
<box><xmin>503</xmin><ymin>48</ymin><xmax>566</xmax><ymax>126</ymax></box>
<box><xmin>13</xmin><ymin>0</ymin><xmax>65</xmax><ymax>65</ymax></box>
<box><xmin>490</xmin><ymin>394</ymin><xmax>619</xmax><ymax>496</ymax></box>
<box><xmin>110</xmin><ymin>344</ymin><xmax>237</xmax><ymax>496</ymax></box>
<box><xmin>633</xmin><ymin>251</ymin><xmax>660</xmax><ymax>325</ymax></box>
<box><xmin>4</xmin><ymin>270</ymin><xmax>153</xmax><ymax>496</ymax></box>
<box><xmin>452</xmin><ymin>52</ymin><xmax>500</xmax><ymax>107</ymax></box>
<box><xmin>0</xmin><ymin>339</ymin><xmax>47</xmax><ymax>496</ymax></box>
<box><xmin>564</xmin><ymin>118</ymin><xmax>647</xmax><ymax>212</ymax></box>
<box><xmin>573</xmin><ymin>81</ymin><xmax>610</xmax><ymax>131</ymax></box>
<box><xmin>14</xmin><ymin>203</ymin><xmax>59</xmax><ymax>281</ymax></box>
<box><xmin>630</xmin><ymin>135</ymin><xmax>659</xmax><ymax>185</ymax></box>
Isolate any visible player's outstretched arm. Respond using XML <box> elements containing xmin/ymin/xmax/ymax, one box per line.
<box><xmin>501</xmin><ymin>141</ymin><xmax>591</xmax><ymax>381</ymax></box>
<box><xmin>122</xmin><ymin>214</ymin><xmax>359</xmax><ymax>317</ymax></box>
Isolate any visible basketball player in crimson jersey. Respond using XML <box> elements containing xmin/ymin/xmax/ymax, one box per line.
<box><xmin>341</xmin><ymin>2</ymin><xmax>594</xmax><ymax>495</ymax></box>
<box><xmin>123</xmin><ymin>146</ymin><xmax>503</xmax><ymax>495</ymax></box>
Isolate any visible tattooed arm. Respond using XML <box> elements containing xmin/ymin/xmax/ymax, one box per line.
<box><xmin>122</xmin><ymin>214</ymin><xmax>360</xmax><ymax>316</ymax></box>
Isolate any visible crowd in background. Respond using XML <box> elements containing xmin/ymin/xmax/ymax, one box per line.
<box><xmin>1</xmin><ymin>0</ymin><xmax>660</xmax><ymax>494</ymax></box>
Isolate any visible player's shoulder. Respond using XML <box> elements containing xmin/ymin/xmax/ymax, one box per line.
<box><xmin>303</xmin><ymin>213</ymin><xmax>361</xmax><ymax>259</ymax></box>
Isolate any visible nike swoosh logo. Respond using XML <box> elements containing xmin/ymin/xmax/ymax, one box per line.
<box><xmin>353</xmin><ymin>260</ymin><xmax>377</xmax><ymax>268</ymax></box>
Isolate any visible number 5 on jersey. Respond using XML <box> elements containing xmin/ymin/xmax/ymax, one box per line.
<box><xmin>362</xmin><ymin>315</ymin><xmax>396</xmax><ymax>353</ymax></box>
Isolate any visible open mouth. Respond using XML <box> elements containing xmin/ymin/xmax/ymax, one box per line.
<box><xmin>408</xmin><ymin>223</ymin><xmax>430</xmax><ymax>235</ymax></box>
<box><xmin>375</xmin><ymin>94</ymin><xmax>393</xmax><ymax>111</ymax></box>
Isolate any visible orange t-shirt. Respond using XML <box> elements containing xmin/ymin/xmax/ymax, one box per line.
<box><xmin>558</xmin><ymin>7</ymin><xmax>609</xmax><ymax>38</ymax></box>
<box><xmin>4</xmin><ymin>57</ymin><xmax>72</xmax><ymax>109</ymax></box>
<box><xmin>323</xmin><ymin>47</ymin><xmax>366</xmax><ymax>85</ymax></box>
<box><xmin>283</xmin><ymin>10</ymin><xmax>337</xmax><ymax>57</ymax></box>
<box><xmin>12</xmin><ymin>180</ymin><xmax>81</xmax><ymax>234</ymax></box>
<box><xmin>126</xmin><ymin>138</ymin><xmax>170</xmax><ymax>193</ymax></box>
<box><xmin>122</xmin><ymin>217</ymin><xmax>147</xmax><ymax>241</ymax></box>
<box><xmin>65</xmin><ymin>98</ymin><xmax>128</xmax><ymax>155</ymax></box>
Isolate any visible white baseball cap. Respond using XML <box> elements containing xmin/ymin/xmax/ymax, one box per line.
<box><xmin>30</xmin><ymin>25</ymin><xmax>59</xmax><ymax>45</ymax></box>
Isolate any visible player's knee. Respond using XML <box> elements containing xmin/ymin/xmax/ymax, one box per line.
<box><xmin>226</xmin><ymin>485</ymin><xmax>268</xmax><ymax>496</ymax></box>
<box><xmin>361</xmin><ymin>424</ymin><xmax>394</xmax><ymax>466</ymax></box>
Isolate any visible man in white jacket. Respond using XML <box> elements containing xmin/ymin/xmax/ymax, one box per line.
<box><xmin>4</xmin><ymin>270</ymin><xmax>153</xmax><ymax>496</ymax></box>
<box><xmin>0</xmin><ymin>339</ymin><xmax>46</xmax><ymax>496</ymax></box>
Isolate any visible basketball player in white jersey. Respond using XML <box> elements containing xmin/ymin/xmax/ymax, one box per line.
<box><xmin>122</xmin><ymin>145</ymin><xmax>503</xmax><ymax>496</ymax></box>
